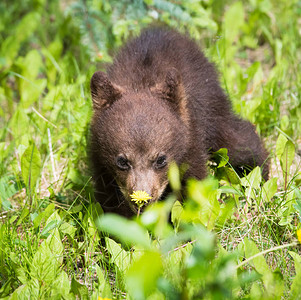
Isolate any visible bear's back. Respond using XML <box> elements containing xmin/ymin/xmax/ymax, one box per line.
<box><xmin>107</xmin><ymin>28</ymin><xmax>218</xmax><ymax>94</ymax></box>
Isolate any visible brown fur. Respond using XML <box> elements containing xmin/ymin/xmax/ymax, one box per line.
<box><xmin>89</xmin><ymin>27</ymin><xmax>269</xmax><ymax>217</ymax></box>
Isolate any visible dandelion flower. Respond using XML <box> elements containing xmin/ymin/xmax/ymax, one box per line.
<box><xmin>130</xmin><ymin>190</ymin><xmax>152</xmax><ymax>206</ymax></box>
<box><xmin>297</xmin><ymin>228</ymin><xmax>301</xmax><ymax>243</ymax></box>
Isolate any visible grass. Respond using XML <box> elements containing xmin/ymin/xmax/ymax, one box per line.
<box><xmin>0</xmin><ymin>0</ymin><xmax>301</xmax><ymax>299</ymax></box>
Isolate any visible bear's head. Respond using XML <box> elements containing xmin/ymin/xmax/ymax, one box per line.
<box><xmin>90</xmin><ymin>70</ymin><xmax>190</xmax><ymax>214</ymax></box>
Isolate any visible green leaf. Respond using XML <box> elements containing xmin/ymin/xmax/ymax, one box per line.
<box><xmin>51</xmin><ymin>271</ymin><xmax>72</xmax><ymax>299</ymax></box>
<box><xmin>31</xmin><ymin>242</ymin><xmax>60</xmax><ymax>285</ymax></box>
<box><xmin>96</xmin><ymin>214</ymin><xmax>150</xmax><ymax>248</ymax></box>
<box><xmin>141</xmin><ymin>197</ymin><xmax>174</xmax><ymax>238</ymax></box>
<box><xmin>40</xmin><ymin>220</ymin><xmax>61</xmax><ymax>238</ymax></box>
<box><xmin>275</xmin><ymin>133</ymin><xmax>288</xmax><ymax>162</ymax></box>
<box><xmin>289</xmin><ymin>251</ymin><xmax>301</xmax><ymax>275</ymax></box>
<box><xmin>280</xmin><ymin>140</ymin><xmax>295</xmax><ymax>175</ymax></box>
<box><xmin>16</xmin><ymin>208</ymin><xmax>30</xmax><ymax>226</ymax></box>
<box><xmin>9</xmin><ymin>108</ymin><xmax>30</xmax><ymax>146</ymax></box>
<box><xmin>106</xmin><ymin>237</ymin><xmax>132</xmax><ymax>274</ymax></box>
<box><xmin>95</xmin><ymin>264</ymin><xmax>112</xmax><ymax>298</ymax></box>
<box><xmin>219</xmin><ymin>185</ymin><xmax>243</xmax><ymax>196</ymax></box>
<box><xmin>59</xmin><ymin>222</ymin><xmax>77</xmax><ymax>239</ymax></box>
<box><xmin>186</xmin><ymin>178</ymin><xmax>220</xmax><ymax>229</ymax></box>
<box><xmin>243</xmin><ymin>238</ymin><xmax>284</xmax><ymax>298</ymax></box>
<box><xmin>0</xmin><ymin>176</ymin><xmax>20</xmax><ymax>208</ymax></box>
<box><xmin>126</xmin><ymin>251</ymin><xmax>163</xmax><ymax>300</ymax></box>
<box><xmin>224</xmin><ymin>2</ymin><xmax>244</xmax><ymax>46</ymax></box>
<box><xmin>32</xmin><ymin>203</ymin><xmax>56</xmax><ymax>229</ymax></box>
<box><xmin>70</xmin><ymin>278</ymin><xmax>89</xmax><ymax>300</ymax></box>
<box><xmin>289</xmin><ymin>251</ymin><xmax>301</xmax><ymax>299</ymax></box>
<box><xmin>0</xmin><ymin>12</ymin><xmax>41</xmax><ymax>67</ymax></box>
<box><xmin>46</xmin><ymin>228</ymin><xmax>64</xmax><ymax>264</ymax></box>
<box><xmin>216</xmin><ymin>198</ymin><xmax>236</xmax><ymax>226</ymax></box>
<box><xmin>243</xmin><ymin>238</ymin><xmax>269</xmax><ymax>276</ymax></box>
<box><xmin>168</xmin><ymin>162</ymin><xmax>181</xmax><ymax>192</ymax></box>
<box><xmin>171</xmin><ymin>200</ymin><xmax>183</xmax><ymax>230</ymax></box>
<box><xmin>262</xmin><ymin>178</ymin><xmax>278</xmax><ymax>202</ymax></box>
<box><xmin>21</xmin><ymin>143</ymin><xmax>42</xmax><ymax>192</ymax></box>
<box><xmin>212</xmin><ymin>148</ymin><xmax>229</xmax><ymax>168</ymax></box>
<box><xmin>9</xmin><ymin>279</ymin><xmax>39</xmax><ymax>300</ymax></box>
<box><xmin>240</xmin><ymin>166</ymin><xmax>262</xmax><ymax>189</ymax></box>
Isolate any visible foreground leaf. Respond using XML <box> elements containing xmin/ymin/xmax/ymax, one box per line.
<box><xmin>96</xmin><ymin>213</ymin><xmax>150</xmax><ymax>248</ymax></box>
<box><xmin>126</xmin><ymin>251</ymin><xmax>163</xmax><ymax>300</ymax></box>
<box><xmin>21</xmin><ymin>143</ymin><xmax>41</xmax><ymax>192</ymax></box>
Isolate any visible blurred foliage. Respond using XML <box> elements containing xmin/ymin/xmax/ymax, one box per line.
<box><xmin>1</xmin><ymin>0</ymin><xmax>301</xmax><ymax>299</ymax></box>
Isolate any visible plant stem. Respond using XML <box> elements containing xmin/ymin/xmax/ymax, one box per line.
<box><xmin>236</xmin><ymin>241</ymin><xmax>299</xmax><ymax>269</ymax></box>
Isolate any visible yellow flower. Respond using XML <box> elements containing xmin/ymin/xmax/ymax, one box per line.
<box><xmin>98</xmin><ymin>297</ymin><xmax>111</xmax><ymax>300</ymax></box>
<box><xmin>130</xmin><ymin>190</ymin><xmax>152</xmax><ymax>206</ymax></box>
<box><xmin>297</xmin><ymin>228</ymin><xmax>301</xmax><ymax>243</ymax></box>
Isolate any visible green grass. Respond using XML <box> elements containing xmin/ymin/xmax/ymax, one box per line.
<box><xmin>1</xmin><ymin>0</ymin><xmax>301</xmax><ymax>299</ymax></box>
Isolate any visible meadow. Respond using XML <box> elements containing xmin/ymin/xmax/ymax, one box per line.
<box><xmin>0</xmin><ymin>0</ymin><xmax>301</xmax><ymax>299</ymax></box>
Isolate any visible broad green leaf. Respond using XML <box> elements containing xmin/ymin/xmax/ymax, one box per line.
<box><xmin>212</xmin><ymin>148</ymin><xmax>229</xmax><ymax>168</ymax></box>
<box><xmin>244</xmin><ymin>238</ymin><xmax>269</xmax><ymax>276</ymax></box>
<box><xmin>95</xmin><ymin>264</ymin><xmax>112</xmax><ymax>298</ymax></box>
<box><xmin>241</xmin><ymin>166</ymin><xmax>262</xmax><ymax>189</ymax></box>
<box><xmin>215</xmin><ymin>166</ymin><xmax>241</xmax><ymax>184</ymax></box>
<box><xmin>16</xmin><ymin>208</ymin><xmax>30</xmax><ymax>226</ymax></box>
<box><xmin>262</xmin><ymin>178</ymin><xmax>278</xmax><ymax>202</ymax></box>
<box><xmin>141</xmin><ymin>197</ymin><xmax>174</xmax><ymax>238</ymax></box>
<box><xmin>32</xmin><ymin>203</ymin><xmax>56</xmax><ymax>229</ymax></box>
<box><xmin>41</xmin><ymin>220</ymin><xmax>61</xmax><ymax>238</ymax></box>
<box><xmin>21</xmin><ymin>143</ymin><xmax>41</xmax><ymax>192</ymax></box>
<box><xmin>106</xmin><ymin>237</ymin><xmax>132</xmax><ymax>274</ymax></box>
<box><xmin>276</xmin><ymin>134</ymin><xmax>288</xmax><ymax>161</ymax></box>
<box><xmin>250</xmin><ymin>282</ymin><xmax>263</xmax><ymax>299</ymax></box>
<box><xmin>168</xmin><ymin>162</ymin><xmax>181</xmax><ymax>192</ymax></box>
<box><xmin>96</xmin><ymin>214</ymin><xmax>150</xmax><ymax>248</ymax></box>
<box><xmin>0</xmin><ymin>176</ymin><xmax>20</xmax><ymax>208</ymax></box>
<box><xmin>244</xmin><ymin>238</ymin><xmax>284</xmax><ymax>298</ymax></box>
<box><xmin>219</xmin><ymin>185</ymin><xmax>243</xmax><ymax>196</ymax></box>
<box><xmin>51</xmin><ymin>271</ymin><xmax>72</xmax><ymax>299</ymax></box>
<box><xmin>269</xmin><ymin>269</ymin><xmax>284</xmax><ymax>299</ymax></box>
<box><xmin>70</xmin><ymin>278</ymin><xmax>89</xmax><ymax>300</ymax></box>
<box><xmin>31</xmin><ymin>242</ymin><xmax>60</xmax><ymax>284</ymax></box>
<box><xmin>186</xmin><ymin>178</ymin><xmax>220</xmax><ymax>229</ymax></box>
<box><xmin>171</xmin><ymin>200</ymin><xmax>183</xmax><ymax>229</ymax></box>
<box><xmin>9</xmin><ymin>109</ymin><xmax>30</xmax><ymax>145</ymax></box>
<box><xmin>59</xmin><ymin>222</ymin><xmax>77</xmax><ymax>239</ymax></box>
<box><xmin>289</xmin><ymin>251</ymin><xmax>301</xmax><ymax>275</ymax></box>
<box><xmin>216</xmin><ymin>197</ymin><xmax>236</xmax><ymax>226</ymax></box>
<box><xmin>222</xmin><ymin>1</ymin><xmax>244</xmax><ymax>63</ymax></box>
<box><xmin>280</xmin><ymin>140</ymin><xmax>295</xmax><ymax>175</ymax></box>
<box><xmin>46</xmin><ymin>228</ymin><xmax>64</xmax><ymax>264</ymax></box>
<box><xmin>289</xmin><ymin>251</ymin><xmax>301</xmax><ymax>299</ymax></box>
<box><xmin>224</xmin><ymin>2</ymin><xmax>244</xmax><ymax>44</ymax></box>
<box><xmin>289</xmin><ymin>273</ymin><xmax>301</xmax><ymax>300</ymax></box>
<box><xmin>277</xmin><ymin>190</ymin><xmax>295</xmax><ymax>226</ymax></box>
<box><xmin>8</xmin><ymin>279</ymin><xmax>39</xmax><ymax>300</ymax></box>
<box><xmin>0</xmin><ymin>12</ymin><xmax>40</xmax><ymax>67</ymax></box>
<box><xmin>126</xmin><ymin>251</ymin><xmax>163</xmax><ymax>300</ymax></box>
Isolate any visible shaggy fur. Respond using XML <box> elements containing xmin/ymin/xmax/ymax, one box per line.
<box><xmin>89</xmin><ymin>27</ymin><xmax>269</xmax><ymax>217</ymax></box>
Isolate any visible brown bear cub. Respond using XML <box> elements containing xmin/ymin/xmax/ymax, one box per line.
<box><xmin>89</xmin><ymin>27</ymin><xmax>269</xmax><ymax>217</ymax></box>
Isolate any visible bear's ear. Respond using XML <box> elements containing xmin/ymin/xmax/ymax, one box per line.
<box><xmin>153</xmin><ymin>68</ymin><xmax>186</xmax><ymax>106</ymax></box>
<box><xmin>152</xmin><ymin>68</ymin><xmax>189</xmax><ymax>125</ymax></box>
<box><xmin>90</xmin><ymin>71</ymin><xmax>123</xmax><ymax>110</ymax></box>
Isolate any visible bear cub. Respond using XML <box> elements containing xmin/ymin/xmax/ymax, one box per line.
<box><xmin>89</xmin><ymin>27</ymin><xmax>269</xmax><ymax>217</ymax></box>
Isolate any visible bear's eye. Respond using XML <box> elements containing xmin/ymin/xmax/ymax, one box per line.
<box><xmin>155</xmin><ymin>155</ymin><xmax>167</xmax><ymax>169</ymax></box>
<box><xmin>116</xmin><ymin>155</ymin><xmax>131</xmax><ymax>170</ymax></box>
